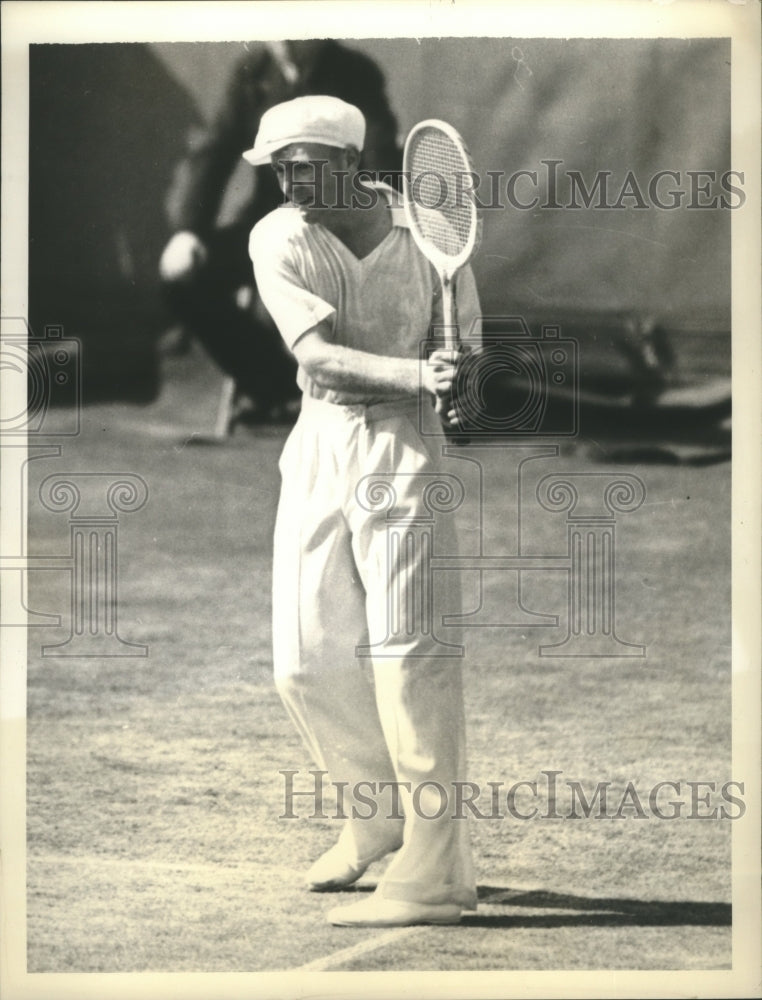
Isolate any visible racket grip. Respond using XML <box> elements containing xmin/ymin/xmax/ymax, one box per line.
<box><xmin>444</xmin><ymin>426</ymin><xmax>470</xmax><ymax>446</ymax></box>
<box><xmin>441</xmin><ymin>275</ymin><xmax>458</xmax><ymax>349</ymax></box>
<box><xmin>443</xmin><ymin>341</ymin><xmax>471</xmax><ymax>445</ymax></box>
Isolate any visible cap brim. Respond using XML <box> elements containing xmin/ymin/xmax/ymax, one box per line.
<box><xmin>242</xmin><ymin>133</ymin><xmax>358</xmax><ymax>167</ymax></box>
<box><xmin>241</xmin><ymin>145</ymin><xmax>274</xmax><ymax>166</ymax></box>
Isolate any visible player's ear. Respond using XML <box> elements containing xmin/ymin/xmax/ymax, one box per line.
<box><xmin>344</xmin><ymin>145</ymin><xmax>361</xmax><ymax>171</ymax></box>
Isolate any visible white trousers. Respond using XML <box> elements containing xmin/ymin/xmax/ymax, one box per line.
<box><xmin>272</xmin><ymin>395</ymin><xmax>477</xmax><ymax>909</ymax></box>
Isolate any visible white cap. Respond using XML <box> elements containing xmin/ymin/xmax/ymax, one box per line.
<box><xmin>242</xmin><ymin>95</ymin><xmax>366</xmax><ymax>166</ymax></box>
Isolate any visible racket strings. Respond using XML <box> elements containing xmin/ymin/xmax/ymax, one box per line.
<box><xmin>406</xmin><ymin>129</ymin><xmax>476</xmax><ymax>257</ymax></box>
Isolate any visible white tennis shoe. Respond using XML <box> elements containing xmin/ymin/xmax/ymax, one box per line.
<box><xmin>305</xmin><ymin>840</ymin><xmax>401</xmax><ymax>892</ymax></box>
<box><xmin>326</xmin><ymin>896</ymin><xmax>462</xmax><ymax>927</ymax></box>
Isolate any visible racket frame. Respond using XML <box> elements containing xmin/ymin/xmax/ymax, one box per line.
<box><xmin>402</xmin><ymin>118</ymin><xmax>481</xmax><ymax>349</ymax></box>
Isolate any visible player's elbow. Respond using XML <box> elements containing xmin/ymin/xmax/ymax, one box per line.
<box><xmin>300</xmin><ymin>353</ymin><xmax>335</xmax><ymax>387</ymax></box>
<box><xmin>293</xmin><ymin>335</ymin><xmax>340</xmax><ymax>388</ymax></box>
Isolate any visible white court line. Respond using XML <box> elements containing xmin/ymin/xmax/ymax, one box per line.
<box><xmin>29</xmin><ymin>853</ymin><xmax>299</xmax><ymax>880</ymax></box>
<box><xmin>31</xmin><ymin>852</ymin><xmax>432</xmax><ymax>971</ymax></box>
<box><xmin>294</xmin><ymin>924</ymin><xmax>430</xmax><ymax>972</ymax></box>
<box><xmin>294</xmin><ymin>887</ymin><xmax>510</xmax><ymax>972</ymax></box>
<box><xmin>30</xmin><ymin>854</ymin><xmax>512</xmax><ymax>971</ymax></box>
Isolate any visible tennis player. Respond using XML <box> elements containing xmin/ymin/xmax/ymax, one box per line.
<box><xmin>246</xmin><ymin>96</ymin><xmax>481</xmax><ymax>927</ymax></box>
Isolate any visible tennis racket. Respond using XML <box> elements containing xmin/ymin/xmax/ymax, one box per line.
<box><xmin>402</xmin><ymin>119</ymin><xmax>481</xmax><ymax>350</ymax></box>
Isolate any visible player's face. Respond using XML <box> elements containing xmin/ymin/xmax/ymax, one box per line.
<box><xmin>272</xmin><ymin>143</ymin><xmax>351</xmax><ymax>217</ymax></box>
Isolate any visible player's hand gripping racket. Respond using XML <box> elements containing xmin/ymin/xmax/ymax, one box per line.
<box><xmin>403</xmin><ymin>119</ymin><xmax>481</xmax><ymax>437</ymax></box>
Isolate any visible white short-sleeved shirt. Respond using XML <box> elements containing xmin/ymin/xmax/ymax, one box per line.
<box><xmin>249</xmin><ymin>184</ymin><xmax>481</xmax><ymax>406</ymax></box>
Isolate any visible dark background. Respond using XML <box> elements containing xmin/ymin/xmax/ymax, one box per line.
<box><xmin>28</xmin><ymin>38</ymin><xmax>732</xmax><ymax>403</ymax></box>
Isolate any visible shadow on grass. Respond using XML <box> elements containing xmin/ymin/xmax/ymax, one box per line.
<box><xmin>465</xmin><ymin>886</ymin><xmax>731</xmax><ymax>928</ymax></box>
<box><xmin>318</xmin><ymin>883</ymin><xmax>730</xmax><ymax>928</ymax></box>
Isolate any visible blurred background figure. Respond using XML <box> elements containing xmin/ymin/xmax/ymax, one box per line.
<box><xmin>158</xmin><ymin>39</ymin><xmax>402</xmax><ymax>430</ymax></box>
<box><xmin>28</xmin><ymin>43</ymin><xmax>198</xmax><ymax>404</ymax></box>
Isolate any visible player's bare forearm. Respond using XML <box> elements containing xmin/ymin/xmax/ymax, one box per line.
<box><xmin>293</xmin><ymin>328</ymin><xmax>458</xmax><ymax>410</ymax></box>
<box><xmin>299</xmin><ymin>341</ymin><xmax>419</xmax><ymax>396</ymax></box>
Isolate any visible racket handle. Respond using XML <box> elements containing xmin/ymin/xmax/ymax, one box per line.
<box><xmin>441</xmin><ymin>275</ymin><xmax>458</xmax><ymax>349</ymax></box>
<box><xmin>441</xmin><ymin>275</ymin><xmax>470</xmax><ymax>443</ymax></box>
